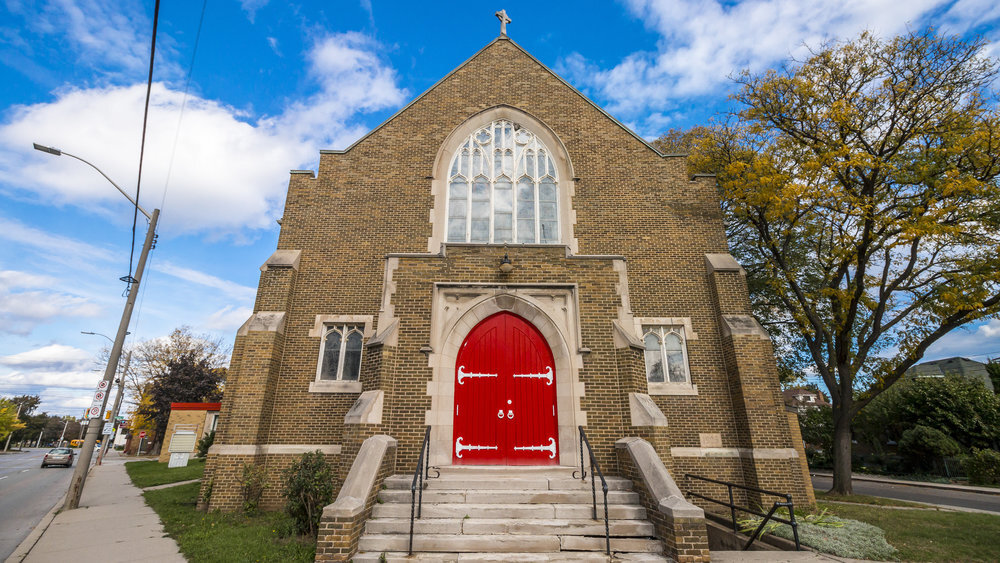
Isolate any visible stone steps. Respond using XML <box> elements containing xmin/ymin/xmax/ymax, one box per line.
<box><xmin>372</xmin><ymin>502</ymin><xmax>647</xmax><ymax>520</ymax></box>
<box><xmin>356</xmin><ymin>470</ymin><xmax>664</xmax><ymax>561</ymax></box>
<box><xmin>351</xmin><ymin>552</ymin><xmax>670</xmax><ymax>562</ymax></box>
<box><xmin>384</xmin><ymin>474</ymin><xmax>635</xmax><ymax>492</ymax></box>
<box><xmin>365</xmin><ymin>518</ymin><xmax>654</xmax><ymax>536</ymax></box>
<box><xmin>357</xmin><ymin>534</ymin><xmax>664</xmax><ymax>554</ymax></box>
<box><xmin>379</xmin><ymin>489</ymin><xmax>641</xmax><ymax>505</ymax></box>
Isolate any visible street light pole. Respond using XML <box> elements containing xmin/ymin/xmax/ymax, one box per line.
<box><xmin>33</xmin><ymin>142</ymin><xmax>160</xmax><ymax>511</ymax></box>
<box><xmin>58</xmin><ymin>420</ymin><xmax>69</xmax><ymax>447</ymax></box>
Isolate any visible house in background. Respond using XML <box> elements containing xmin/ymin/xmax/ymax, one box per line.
<box><xmin>783</xmin><ymin>387</ymin><xmax>831</xmax><ymax>412</ymax></box>
<box><xmin>906</xmin><ymin>357</ymin><xmax>995</xmax><ymax>392</ymax></box>
<box><xmin>156</xmin><ymin>402</ymin><xmax>220</xmax><ymax>463</ymax></box>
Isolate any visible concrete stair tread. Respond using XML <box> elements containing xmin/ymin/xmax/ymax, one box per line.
<box><xmin>384</xmin><ymin>474</ymin><xmax>633</xmax><ymax>492</ymax></box>
<box><xmin>372</xmin><ymin>503</ymin><xmax>647</xmax><ymax>520</ymax></box>
<box><xmin>353</xmin><ymin>552</ymin><xmax>670</xmax><ymax>562</ymax></box>
<box><xmin>365</xmin><ymin>517</ymin><xmax>655</xmax><ymax>536</ymax></box>
<box><xmin>358</xmin><ymin>533</ymin><xmax>562</xmax><ymax>553</ymax></box>
<box><xmin>358</xmin><ymin>534</ymin><xmax>663</xmax><ymax>554</ymax></box>
<box><xmin>379</xmin><ymin>489</ymin><xmax>640</xmax><ymax>504</ymax></box>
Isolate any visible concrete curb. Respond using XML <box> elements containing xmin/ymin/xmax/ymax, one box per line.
<box><xmin>4</xmin><ymin>494</ymin><xmax>63</xmax><ymax>563</ymax></box>
<box><xmin>811</xmin><ymin>472</ymin><xmax>1000</xmax><ymax>496</ymax></box>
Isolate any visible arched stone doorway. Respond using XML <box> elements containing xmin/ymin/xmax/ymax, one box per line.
<box><xmin>425</xmin><ymin>286</ymin><xmax>586</xmax><ymax>467</ymax></box>
<box><xmin>453</xmin><ymin>311</ymin><xmax>559</xmax><ymax>465</ymax></box>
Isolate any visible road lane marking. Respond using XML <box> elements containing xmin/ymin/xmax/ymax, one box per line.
<box><xmin>21</xmin><ymin>469</ymin><xmax>30</xmax><ymax>472</ymax></box>
<box><xmin>0</xmin><ymin>476</ymin><xmax>7</xmax><ymax>480</ymax></box>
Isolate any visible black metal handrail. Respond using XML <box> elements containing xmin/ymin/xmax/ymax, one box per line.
<box><xmin>573</xmin><ymin>426</ymin><xmax>610</xmax><ymax>555</ymax></box>
<box><xmin>409</xmin><ymin>426</ymin><xmax>439</xmax><ymax>555</ymax></box>
<box><xmin>684</xmin><ymin>473</ymin><xmax>799</xmax><ymax>551</ymax></box>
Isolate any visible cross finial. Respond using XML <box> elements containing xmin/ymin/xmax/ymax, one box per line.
<box><xmin>495</xmin><ymin>9</ymin><xmax>511</xmax><ymax>36</ymax></box>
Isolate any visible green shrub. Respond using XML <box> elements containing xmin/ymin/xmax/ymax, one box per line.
<box><xmin>240</xmin><ymin>462</ymin><xmax>268</xmax><ymax>515</ymax></box>
<box><xmin>196</xmin><ymin>430</ymin><xmax>214</xmax><ymax>458</ymax></box>
<box><xmin>962</xmin><ymin>448</ymin><xmax>1000</xmax><ymax>485</ymax></box>
<box><xmin>897</xmin><ymin>425</ymin><xmax>962</xmax><ymax>472</ymax></box>
<box><xmin>771</xmin><ymin>514</ymin><xmax>896</xmax><ymax>560</ymax></box>
<box><xmin>282</xmin><ymin>451</ymin><xmax>335</xmax><ymax>536</ymax></box>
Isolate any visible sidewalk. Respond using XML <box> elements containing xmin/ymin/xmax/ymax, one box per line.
<box><xmin>811</xmin><ymin>471</ymin><xmax>1000</xmax><ymax>496</ymax></box>
<box><xmin>8</xmin><ymin>454</ymin><xmax>184</xmax><ymax>563</ymax></box>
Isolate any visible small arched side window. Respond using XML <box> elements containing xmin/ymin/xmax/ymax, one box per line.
<box><xmin>319</xmin><ymin>325</ymin><xmax>364</xmax><ymax>381</ymax></box>
<box><xmin>446</xmin><ymin>120</ymin><xmax>559</xmax><ymax>244</ymax></box>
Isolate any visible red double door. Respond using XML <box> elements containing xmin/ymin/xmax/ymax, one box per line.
<box><xmin>453</xmin><ymin>312</ymin><xmax>559</xmax><ymax>465</ymax></box>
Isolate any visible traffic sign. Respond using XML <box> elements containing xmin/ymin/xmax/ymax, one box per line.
<box><xmin>138</xmin><ymin>431</ymin><xmax>146</xmax><ymax>439</ymax></box>
<box><xmin>96</xmin><ymin>380</ymin><xmax>110</xmax><ymax>391</ymax></box>
<box><xmin>88</xmin><ymin>406</ymin><xmax>101</xmax><ymax>417</ymax></box>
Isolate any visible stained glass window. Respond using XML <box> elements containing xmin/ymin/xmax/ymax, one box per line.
<box><xmin>446</xmin><ymin>120</ymin><xmax>559</xmax><ymax>244</ymax></box>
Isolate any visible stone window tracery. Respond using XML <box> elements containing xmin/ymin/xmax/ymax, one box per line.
<box><xmin>318</xmin><ymin>324</ymin><xmax>364</xmax><ymax>382</ymax></box>
<box><xmin>446</xmin><ymin>119</ymin><xmax>559</xmax><ymax>244</ymax></box>
<box><xmin>642</xmin><ymin>325</ymin><xmax>690</xmax><ymax>384</ymax></box>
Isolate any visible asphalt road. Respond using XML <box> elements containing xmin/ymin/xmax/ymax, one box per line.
<box><xmin>0</xmin><ymin>448</ymin><xmax>78</xmax><ymax>561</ymax></box>
<box><xmin>811</xmin><ymin>474</ymin><xmax>1000</xmax><ymax>513</ymax></box>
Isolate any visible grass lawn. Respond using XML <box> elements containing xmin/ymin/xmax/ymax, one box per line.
<box><xmin>144</xmin><ymin>482</ymin><xmax>315</xmax><ymax>563</ymax></box>
<box><xmin>125</xmin><ymin>458</ymin><xmax>205</xmax><ymax>488</ymax></box>
<box><xmin>813</xmin><ymin>489</ymin><xmax>929</xmax><ymax>508</ymax></box>
<box><xmin>817</xmin><ymin>501</ymin><xmax>1000</xmax><ymax>562</ymax></box>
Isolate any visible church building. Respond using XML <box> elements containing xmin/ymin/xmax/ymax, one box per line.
<box><xmin>202</xmin><ymin>15</ymin><xmax>812</xmax><ymax>562</ymax></box>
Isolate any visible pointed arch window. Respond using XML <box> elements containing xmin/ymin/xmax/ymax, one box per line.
<box><xmin>318</xmin><ymin>324</ymin><xmax>364</xmax><ymax>382</ymax></box>
<box><xmin>642</xmin><ymin>325</ymin><xmax>690</xmax><ymax>384</ymax></box>
<box><xmin>446</xmin><ymin>120</ymin><xmax>559</xmax><ymax>244</ymax></box>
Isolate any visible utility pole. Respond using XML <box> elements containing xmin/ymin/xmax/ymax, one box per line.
<box><xmin>98</xmin><ymin>351</ymin><xmax>131</xmax><ymax>465</ymax></box>
<box><xmin>32</xmin><ymin>143</ymin><xmax>161</xmax><ymax>511</ymax></box>
<box><xmin>63</xmin><ymin>208</ymin><xmax>158</xmax><ymax>509</ymax></box>
<box><xmin>36</xmin><ymin>430</ymin><xmax>43</xmax><ymax>448</ymax></box>
<box><xmin>58</xmin><ymin>420</ymin><xmax>69</xmax><ymax>447</ymax></box>
<box><xmin>3</xmin><ymin>403</ymin><xmax>23</xmax><ymax>451</ymax></box>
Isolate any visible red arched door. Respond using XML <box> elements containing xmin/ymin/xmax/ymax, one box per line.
<box><xmin>453</xmin><ymin>312</ymin><xmax>559</xmax><ymax>465</ymax></box>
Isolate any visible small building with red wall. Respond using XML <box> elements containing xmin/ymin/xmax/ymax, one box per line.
<box><xmin>157</xmin><ymin>402</ymin><xmax>221</xmax><ymax>463</ymax></box>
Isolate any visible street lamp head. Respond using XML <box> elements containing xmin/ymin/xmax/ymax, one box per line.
<box><xmin>33</xmin><ymin>143</ymin><xmax>62</xmax><ymax>156</ymax></box>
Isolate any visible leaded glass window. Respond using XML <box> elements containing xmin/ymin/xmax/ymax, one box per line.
<box><xmin>446</xmin><ymin>120</ymin><xmax>559</xmax><ymax>244</ymax></box>
<box><xmin>319</xmin><ymin>324</ymin><xmax>364</xmax><ymax>381</ymax></box>
<box><xmin>642</xmin><ymin>326</ymin><xmax>690</xmax><ymax>384</ymax></box>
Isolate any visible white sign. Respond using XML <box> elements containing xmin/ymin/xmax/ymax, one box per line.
<box><xmin>88</xmin><ymin>405</ymin><xmax>101</xmax><ymax>417</ymax></box>
<box><xmin>102</xmin><ymin>423</ymin><xmax>113</xmax><ymax>435</ymax></box>
<box><xmin>168</xmin><ymin>453</ymin><xmax>190</xmax><ymax>468</ymax></box>
<box><xmin>93</xmin><ymin>390</ymin><xmax>106</xmax><ymax>402</ymax></box>
<box><xmin>96</xmin><ymin>380</ymin><xmax>110</xmax><ymax>391</ymax></box>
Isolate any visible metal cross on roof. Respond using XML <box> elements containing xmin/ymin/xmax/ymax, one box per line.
<box><xmin>495</xmin><ymin>9</ymin><xmax>511</xmax><ymax>36</ymax></box>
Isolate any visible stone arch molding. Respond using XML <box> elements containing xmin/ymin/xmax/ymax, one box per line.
<box><xmin>425</xmin><ymin>285</ymin><xmax>587</xmax><ymax>466</ymax></box>
<box><xmin>428</xmin><ymin>105</ymin><xmax>579</xmax><ymax>254</ymax></box>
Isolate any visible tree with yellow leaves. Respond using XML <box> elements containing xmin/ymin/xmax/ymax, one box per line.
<box><xmin>0</xmin><ymin>398</ymin><xmax>26</xmax><ymax>445</ymax></box>
<box><xmin>690</xmin><ymin>30</ymin><xmax>1000</xmax><ymax>494</ymax></box>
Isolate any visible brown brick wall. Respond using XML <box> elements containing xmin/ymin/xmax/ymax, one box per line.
<box><xmin>157</xmin><ymin>409</ymin><xmax>212</xmax><ymax>463</ymax></box>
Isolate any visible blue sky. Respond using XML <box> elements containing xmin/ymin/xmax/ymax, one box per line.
<box><xmin>2</xmin><ymin>0</ymin><xmax>1000</xmax><ymax>416</ymax></box>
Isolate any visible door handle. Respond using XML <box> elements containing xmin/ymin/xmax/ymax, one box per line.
<box><xmin>507</xmin><ymin>410</ymin><xmax>514</xmax><ymax>419</ymax></box>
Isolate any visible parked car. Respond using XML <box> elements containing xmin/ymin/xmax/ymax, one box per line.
<box><xmin>41</xmin><ymin>447</ymin><xmax>74</xmax><ymax>468</ymax></box>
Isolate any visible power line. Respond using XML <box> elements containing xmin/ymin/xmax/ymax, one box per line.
<box><xmin>161</xmin><ymin>0</ymin><xmax>209</xmax><ymax>211</ymax></box>
<box><xmin>127</xmin><ymin>0</ymin><xmax>162</xmax><ymax>290</ymax></box>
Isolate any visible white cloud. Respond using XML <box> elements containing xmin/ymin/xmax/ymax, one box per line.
<box><xmin>240</xmin><ymin>0</ymin><xmax>269</xmax><ymax>24</ymax></box>
<box><xmin>0</xmin><ymin>32</ymin><xmax>406</xmax><ymax>238</ymax></box>
<box><xmin>560</xmin><ymin>0</ymin><xmax>1000</xmax><ymax>121</ymax></box>
<box><xmin>21</xmin><ymin>0</ymin><xmax>170</xmax><ymax>77</ymax></box>
<box><xmin>0</xmin><ymin>343</ymin><xmax>92</xmax><ymax>370</ymax></box>
<box><xmin>155</xmin><ymin>262</ymin><xmax>257</xmax><ymax>302</ymax></box>
<box><xmin>0</xmin><ymin>270</ymin><xmax>102</xmax><ymax>334</ymax></box>
<box><xmin>203</xmin><ymin>305</ymin><xmax>253</xmax><ymax>332</ymax></box>
<box><xmin>979</xmin><ymin>319</ymin><xmax>1000</xmax><ymax>338</ymax></box>
<box><xmin>0</xmin><ymin>217</ymin><xmax>115</xmax><ymax>265</ymax></box>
